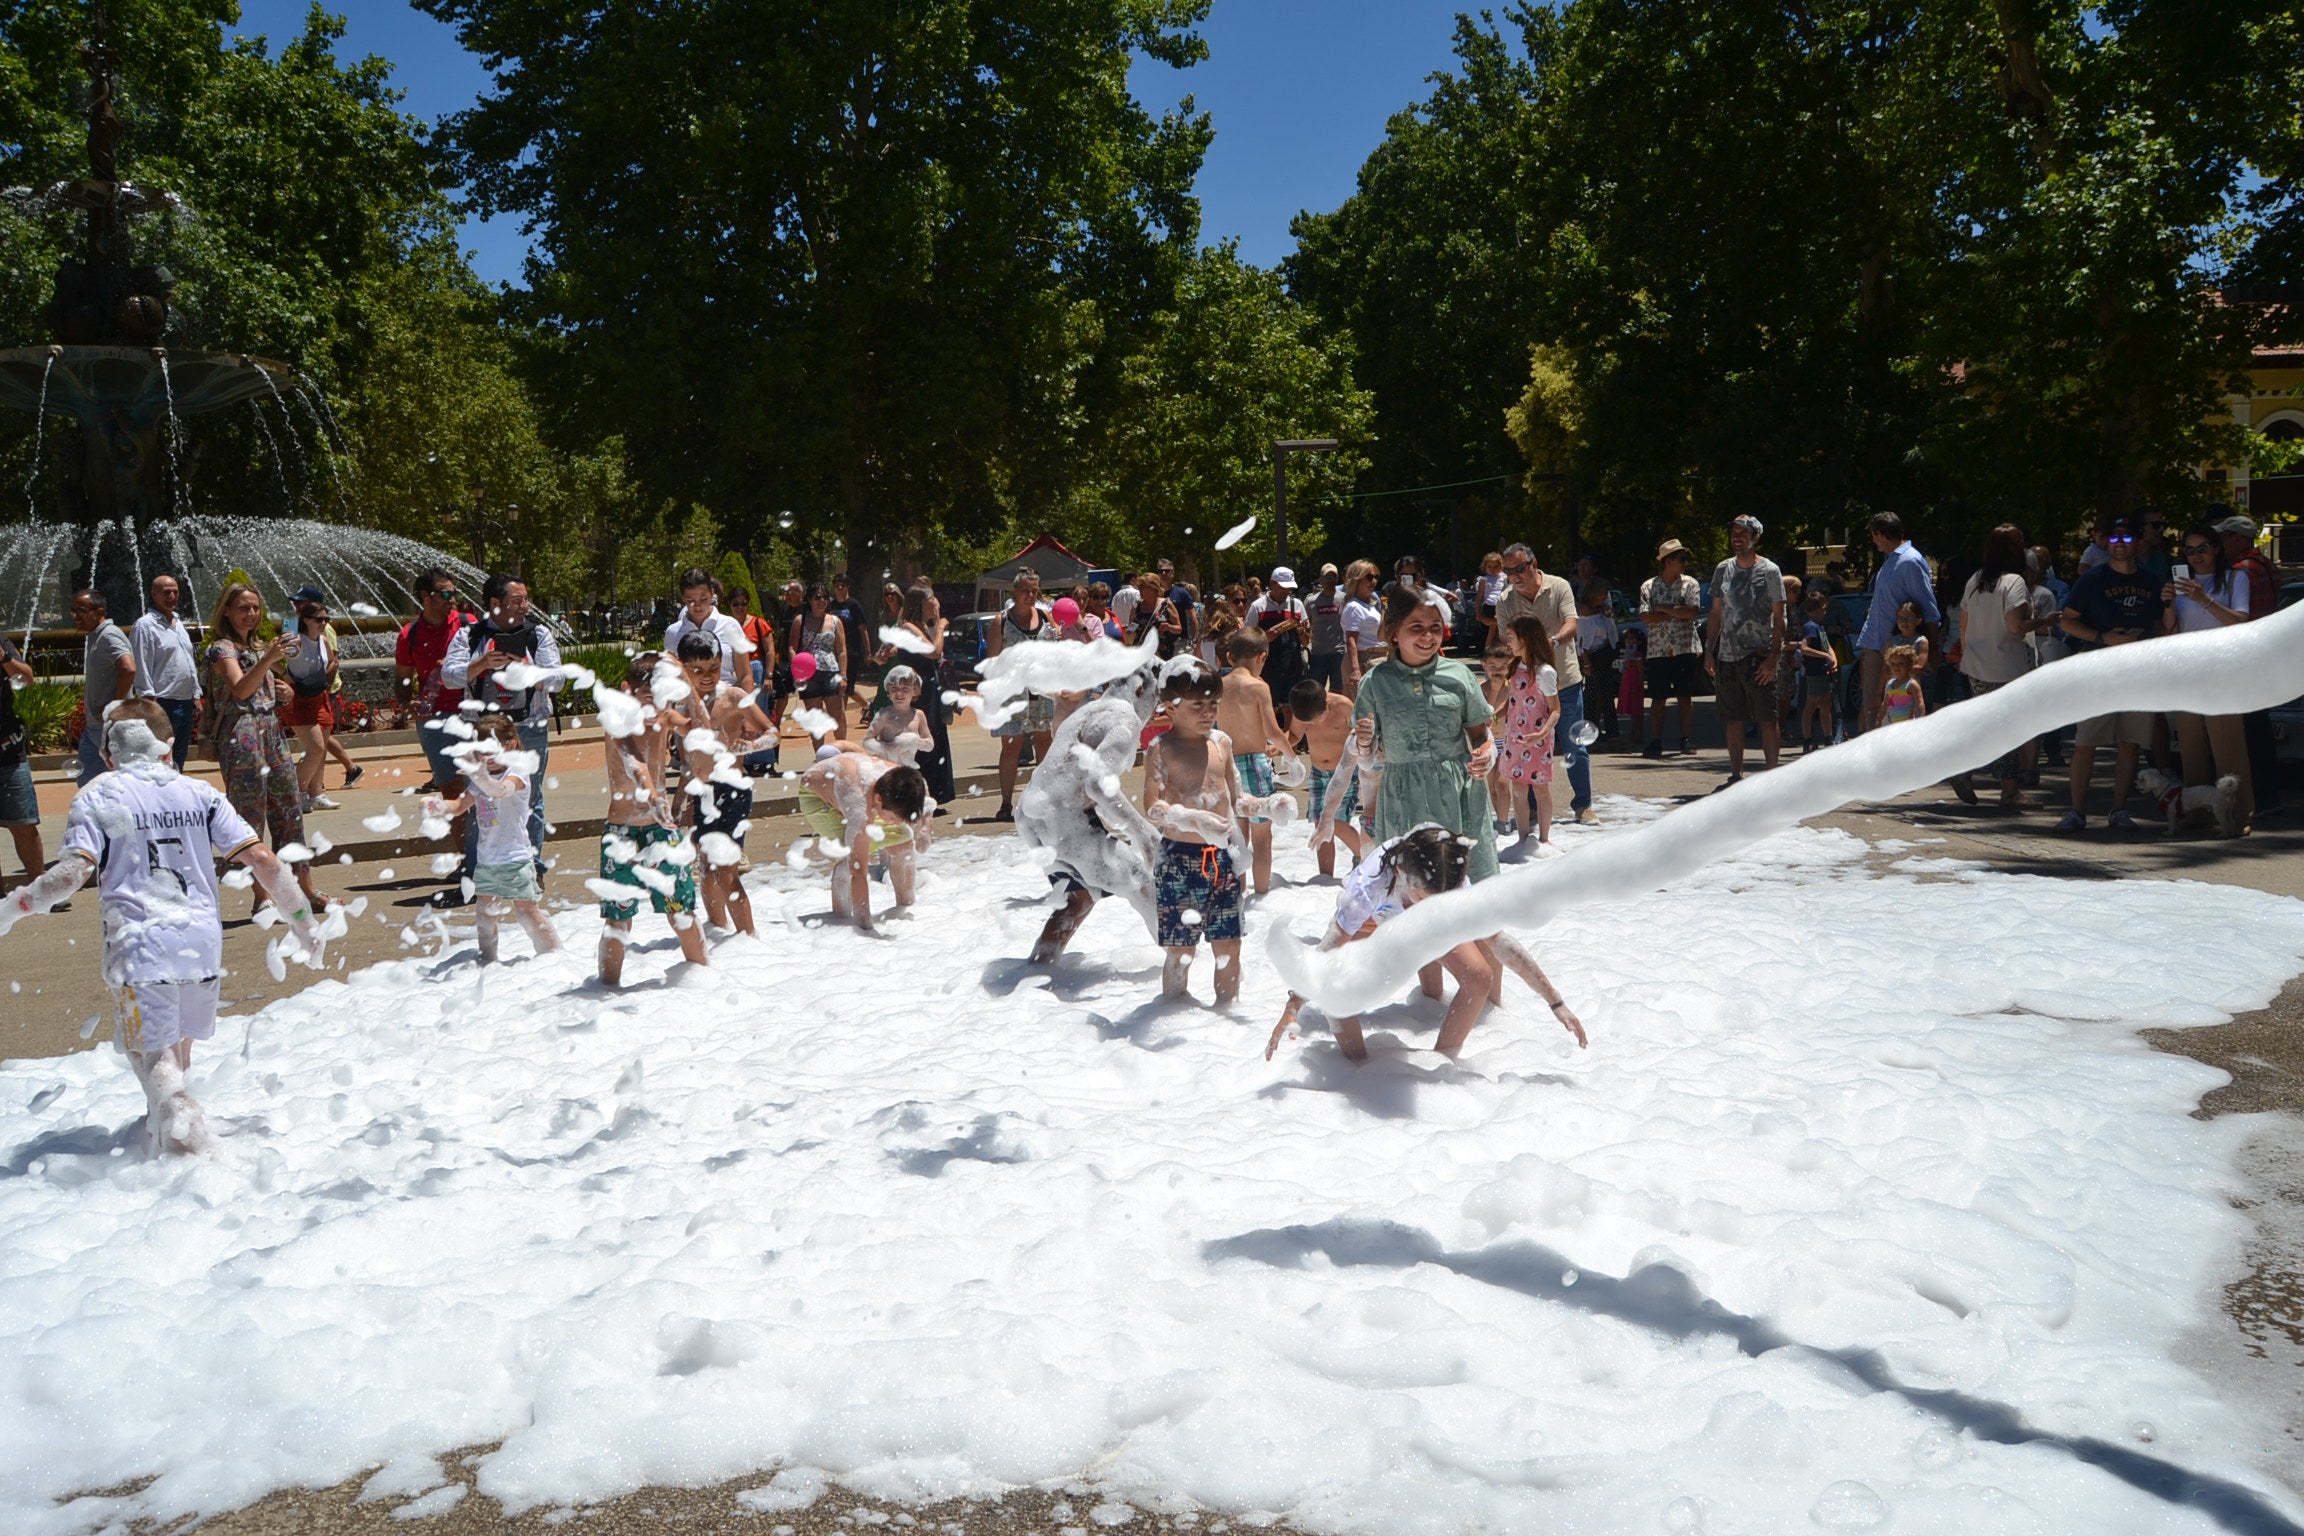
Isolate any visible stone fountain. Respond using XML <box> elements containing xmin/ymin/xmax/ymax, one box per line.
<box><xmin>0</xmin><ymin>2</ymin><xmax>482</xmax><ymax>643</ymax></box>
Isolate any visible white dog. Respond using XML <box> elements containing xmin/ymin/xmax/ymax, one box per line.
<box><xmin>2134</xmin><ymin>766</ymin><xmax>2242</xmax><ymax>838</ymax></box>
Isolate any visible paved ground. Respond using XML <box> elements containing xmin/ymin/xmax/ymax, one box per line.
<box><xmin>17</xmin><ymin>716</ymin><xmax>2304</xmax><ymax>1532</ymax></box>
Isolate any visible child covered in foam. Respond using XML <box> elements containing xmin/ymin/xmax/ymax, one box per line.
<box><xmin>0</xmin><ymin>699</ymin><xmax>324</xmax><ymax>1154</ymax></box>
<box><xmin>594</xmin><ymin>653</ymin><xmax>710</xmax><ymax>986</ymax></box>
<box><xmin>801</xmin><ymin>746</ymin><xmax>929</xmax><ymax>932</ymax></box>
<box><xmin>427</xmin><ymin>711</ymin><xmax>560</xmax><ymax>964</ymax></box>
<box><xmin>1266</xmin><ymin>825</ymin><xmax>1585</xmax><ymax>1063</ymax></box>
<box><xmin>663</xmin><ymin>633</ymin><xmax>778</xmax><ymax>937</ymax></box>
<box><xmin>863</xmin><ymin>665</ymin><xmax>934</xmax><ymax>769</ymax></box>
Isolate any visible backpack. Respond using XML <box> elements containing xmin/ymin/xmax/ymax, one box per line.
<box><xmin>464</xmin><ymin>617</ymin><xmax>544</xmax><ymax>715</ymax></box>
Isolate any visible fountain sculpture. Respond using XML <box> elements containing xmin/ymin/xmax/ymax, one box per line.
<box><xmin>0</xmin><ymin>3</ymin><xmax>482</xmax><ymax>640</ymax></box>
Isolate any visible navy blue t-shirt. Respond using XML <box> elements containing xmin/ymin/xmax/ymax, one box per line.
<box><xmin>1801</xmin><ymin>619</ymin><xmax>1831</xmax><ymax>676</ymax></box>
<box><xmin>2064</xmin><ymin>563</ymin><xmax>2163</xmax><ymax>652</ymax></box>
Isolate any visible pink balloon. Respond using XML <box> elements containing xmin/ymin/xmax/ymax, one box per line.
<box><xmin>790</xmin><ymin>652</ymin><xmax>818</xmax><ymax>683</ymax></box>
<box><xmin>1050</xmin><ymin>597</ymin><xmax>1081</xmax><ymax>628</ymax></box>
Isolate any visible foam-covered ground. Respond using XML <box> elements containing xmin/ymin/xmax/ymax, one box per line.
<box><xmin>3</xmin><ymin>805</ymin><xmax>2302</xmax><ymax>1535</ymax></box>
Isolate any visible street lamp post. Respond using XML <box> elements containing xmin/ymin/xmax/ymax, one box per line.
<box><xmin>1273</xmin><ymin>438</ymin><xmax>1340</xmax><ymax>567</ymax></box>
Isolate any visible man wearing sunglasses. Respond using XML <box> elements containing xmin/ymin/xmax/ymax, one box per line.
<box><xmin>2056</xmin><ymin>517</ymin><xmax>2171</xmax><ymax>834</ymax></box>
<box><xmin>396</xmin><ymin>569</ymin><xmax>470</xmax><ymax>810</ymax></box>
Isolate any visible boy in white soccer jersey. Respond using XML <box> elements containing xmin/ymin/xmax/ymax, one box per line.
<box><xmin>0</xmin><ymin>699</ymin><xmax>322</xmax><ymax>1154</ymax></box>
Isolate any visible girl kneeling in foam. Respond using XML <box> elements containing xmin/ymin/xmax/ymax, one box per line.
<box><xmin>1266</xmin><ymin>825</ymin><xmax>1585</xmax><ymax>1063</ymax></box>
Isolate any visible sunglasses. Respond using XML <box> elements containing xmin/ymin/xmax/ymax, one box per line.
<box><xmin>2108</xmin><ymin>534</ymin><xmax>2136</xmax><ymax>545</ymax></box>
<box><xmin>1500</xmin><ymin>560</ymin><xmax>1532</xmax><ymax>576</ymax></box>
<box><xmin>2182</xmin><ymin>544</ymin><xmax>2215</xmax><ymax>557</ymax></box>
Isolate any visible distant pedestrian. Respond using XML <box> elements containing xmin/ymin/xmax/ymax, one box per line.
<box><xmin>2168</xmin><ymin>518</ymin><xmax>2257</xmax><ymax>827</ymax></box>
<box><xmin>129</xmin><ymin>574</ymin><xmax>201</xmax><ymax>770</ymax></box>
<box><xmin>1245</xmin><ymin>567</ymin><xmax>1310</xmax><ymax>722</ymax></box>
<box><xmin>2219</xmin><ymin>511</ymin><xmax>2283</xmax><ymax>814</ymax></box>
<box><xmin>1496</xmin><ymin>541</ymin><xmax>1592</xmax><ymax>822</ymax></box>
<box><xmin>1638</xmin><ymin>541</ymin><xmax>1703</xmax><ymax>757</ymax></box>
<box><xmin>1951</xmin><ymin>524</ymin><xmax>2040</xmax><ymax>809</ymax></box>
<box><xmin>1854</xmin><ymin>512</ymin><xmax>1939</xmax><ymax>738</ymax></box>
<box><xmin>0</xmin><ymin>633</ymin><xmax>44</xmax><ymax>882</ymax></box>
<box><xmin>2056</xmin><ymin>517</ymin><xmax>2169</xmax><ymax>833</ymax></box>
<box><xmin>664</xmin><ymin>567</ymin><xmax>750</xmax><ymax>688</ymax></box>
<box><xmin>204</xmin><ymin>581</ymin><xmax>326</xmax><ymax>913</ymax></box>
<box><xmin>395</xmin><ymin>568</ymin><xmax>467</xmax><ymax>802</ymax></box>
<box><xmin>443</xmin><ymin>574</ymin><xmax>564</xmax><ymax>868</ymax></box>
<box><xmin>1704</xmin><ymin>514</ymin><xmax>1785</xmax><ymax>783</ymax></box>
<box><xmin>70</xmin><ymin>589</ymin><xmax>135</xmax><ymax>786</ymax></box>
<box><xmin>1340</xmin><ymin>560</ymin><xmax>1384</xmax><ymax>693</ymax></box>
<box><xmin>1304</xmin><ymin>564</ymin><xmax>1348</xmax><ymax>694</ymax></box>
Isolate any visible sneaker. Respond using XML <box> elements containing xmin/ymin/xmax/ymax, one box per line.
<box><xmin>1575</xmin><ymin>806</ymin><xmax>1598</xmax><ymax>826</ymax></box>
<box><xmin>2055</xmin><ymin>810</ymin><xmax>2086</xmax><ymax>834</ymax></box>
<box><xmin>2108</xmin><ymin>808</ymin><xmax>2137</xmax><ymax>832</ymax></box>
<box><xmin>343</xmin><ymin>765</ymin><xmax>365</xmax><ymax>788</ymax></box>
<box><xmin>310</xmin><ymin>794</ymin><xmax>341</xmax><ymax>811</ymax></box>
<box><xmin>1641</xmin><ymin>741</ymin><xmax>1664</xmax><ymax>760</ymax></box>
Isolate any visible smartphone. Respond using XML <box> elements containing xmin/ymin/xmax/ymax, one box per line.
<box><xmin>2171</xmin><ymin>563</ymin><xmax>2190</xmax><ymax>584</ymax></box>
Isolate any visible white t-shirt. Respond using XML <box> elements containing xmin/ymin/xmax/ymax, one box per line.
<box><xmin>1334</xmin><ymin>839</ymin><xmax>1406</xmax><ymax>936</ymax></box>
<box><xmin>664</xmin><ymin>609</ymin><xmax>752</xmax><ymax>686</ymax></box>
<box><xmin>1342</xmin><ymin>597</ymin><xmax>1384</xmax><ymax>649</ymax></box>
<box><xmin>62</xmin><ymin>763</ymin><xmax>259</xmax><ymax>987</ymax></box>
<box><xmin>1110</xmin><ymin>585</ymin><xmax>1141</xmax><ymax>631</ymax></box>
<box><xmin>1576</xmin><ymin>611</ymin><xmax>1619</xmax><ymax>653</ymax></box>
<box><xmin>2030</xmin><ymin>584</ymin><xmax>2066</xmax><ymax>664</ymax></box>
<box><xmin>1957</xmin><ymin>572</ymin><xmax>2036</xmax><ymax>684</ymax></box>
<box><xmin>2174</xmin><ymin>568</ymin><xmax>2249</xmax><ymax>632</ymax></box>
<box><xmin>470</xmin><ymin>767</ymin><xmax>535</xmax><ymax>866</ymax></box>
<box><xmin>1478</xmin><ymin>572</ymin><xmax>1507</xmax><ymax>609</ymax></box>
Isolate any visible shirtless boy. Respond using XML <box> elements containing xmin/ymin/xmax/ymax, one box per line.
<box><xmin>0</xmin><ymin>698</ymin><xmax>322</xmax><ymax>1154</ymax></box>
<box><xmin>1287</xmin><ymin>677</ymin><xmax>1367</xmax><ymax>878</ymax></box>
<box><xmin>1216</xmin><ymin>629</ymin><xmax>1291</xmax><ymax>894</ymax></box>
<box><xmin>598</xmin><ymin>653</ymin><xmax>710</xmax><ymax>986</ymax></box>
<box><xmin>801</xmin><ymin>745</ymin><xmax>929</xmax><ymax>932</ymax></box>
<box><xmin>667</xmin><ymin>632</ymin><xmax>777</xmax><ymax>937</ymax></box>
<box><xmin>1144</xmin><ymin>665</ymin><xmax>1249</xmax><ymax>1003</ymax></box>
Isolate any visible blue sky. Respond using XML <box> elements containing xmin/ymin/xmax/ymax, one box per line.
<box><xmin>230</xmin><ymin>0</ymin><xmax>1479</xmax><ymax>284</ymax></box>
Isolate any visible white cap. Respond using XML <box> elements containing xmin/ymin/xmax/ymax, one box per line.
<box><xmin>1270</xmin><ymin>566</ymin><xmax>1298</xmax><ymax>589</ymax></box>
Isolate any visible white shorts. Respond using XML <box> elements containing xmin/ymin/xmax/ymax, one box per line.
<box><xmin>113</xmin><ymin>979</ymin><xmax>221</xmax><ymax>1057</ymax></box>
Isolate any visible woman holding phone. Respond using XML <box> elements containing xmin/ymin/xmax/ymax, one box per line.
<box><xmin>204</xmin><ymin>583</ymin><xmax>327</xmax><ymax>910</ymax></box>
<box><xmin>2167</xmin><ymin>519</ymin><xmax>2256</xmax><ymax>825</ymax></box>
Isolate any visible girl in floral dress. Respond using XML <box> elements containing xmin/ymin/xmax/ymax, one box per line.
<box><xmin>1501</xmin><ymin>614</ymin><xmax>1560</xmax><ymax>858</ymax></box>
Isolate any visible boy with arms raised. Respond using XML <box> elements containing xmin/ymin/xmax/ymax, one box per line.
<box><xmin>1216</xmin><ymin>628</ymin><xmax>1291</xmax><ymax>895</ymax></box>
<box><xmin>801</xmin><ymin>745</ymin><xmax>929</xmax><ymax>932</ymax></box>
<box><xmin>0</xmin><ymin>699</ymin><xmax>322</xmax><ymax>1154</ymax></box>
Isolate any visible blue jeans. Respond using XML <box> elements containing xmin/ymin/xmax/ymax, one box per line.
<box><xmin>1549</xmin><ymin>682</ymin><xmax>1591</xmax><ymax>813</ymax></box>
<box><xmin>518</xmin><ymin>719</ymin><xmax>551</xmax><ymax>861</ymax></box>
<box><xmin>76</xmin><ymin>719</ymin><xmax>105</xmax><ymax>784</ymax></box>
<box><xmin>157</xmin><ymin>697</ymin><xmax>199</xmax><ymax>770</ymax></box>
<box><xmin>1306</xmin><ymin>652</ymin><xmax>1345</xmax><ymax>694</ymax></box>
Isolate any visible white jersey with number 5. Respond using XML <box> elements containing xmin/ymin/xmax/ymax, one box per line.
<box><xmin>61</xmin><ymin>763</ymin><xmax>259</xmax><ymax>988</ymax></box>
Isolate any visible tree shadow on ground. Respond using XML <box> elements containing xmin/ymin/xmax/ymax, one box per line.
<box><xmin>1203</xmin><ymin>1216</ymin><xmax>2303</xmax><ymax>1536</ymax></box>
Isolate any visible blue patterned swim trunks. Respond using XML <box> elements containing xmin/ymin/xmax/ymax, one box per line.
<box><xmin>1156</xmin><ymin>838</ymin><xmax>1244</xmax><ymax>947</ymax></box>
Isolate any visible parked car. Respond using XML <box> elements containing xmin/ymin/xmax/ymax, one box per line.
<box><xmin>943</xmin><ymin>611</ymin><xmax>997</xmax><ymax>685</ymax></box>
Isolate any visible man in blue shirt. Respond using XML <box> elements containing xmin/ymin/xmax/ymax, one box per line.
<box><xmin>2054</xmin><ymin>517</ymin><xmax>2170</xmax><ymax>834</ymax></box>
<box><xmin>1855</xmin><ymin>512</ymin><xmax>1939</xmax><ymax>737</ymax></box>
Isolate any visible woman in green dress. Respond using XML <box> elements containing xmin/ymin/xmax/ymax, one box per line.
<box><xmin>1352</xmin><ymin>585</ymin><xmax>1500</xmax><ymax>882</ymax></box>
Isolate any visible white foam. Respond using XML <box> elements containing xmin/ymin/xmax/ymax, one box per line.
<box><xmin>0</xmin><ymin>793</ymin><xmax>2299</xmax><ymax>1534</ymax></box>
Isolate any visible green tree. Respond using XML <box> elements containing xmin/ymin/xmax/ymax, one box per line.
<box><xmin>1085</xmin><ymin>244</ymin><xmax>1371</xmax><ymax>575</ymax></box>
<box><xmin>421</xmin><ymin>0</ymin><xmax>1215</xmax><ymax>581</ymax></box>
<box><xmin>1285</xmin><ymin>17</ymin><xmax>1544</xmax><ymax>560</ymax></box>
